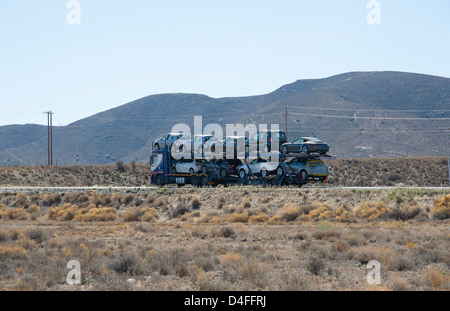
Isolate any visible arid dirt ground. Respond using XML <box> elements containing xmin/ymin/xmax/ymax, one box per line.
<box><xmin>0</xmin><ymin>186</ymin><xmax>449</xmax><ymax>291</ymax></box>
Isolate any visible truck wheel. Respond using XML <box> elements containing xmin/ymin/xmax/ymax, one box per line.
<box><xmin>261</xmin><ymin>178</ymin><xmax>268</xmax><ymax>188</ymax></box>
<box><xmin>239</xmin><ymin>169</ymin><xmax>246</xmax><ymax>179</ymax></box>
<box><xmin>155</xmin><ymin>174</ymin><xmax>164</xmax><ymax>187</ymax></box>
<box><xmin>191</xmin><ymin>175</ymin><xmax>198</xmax><ymax>187</ymax></box>
<box><xmin>300</xmin><ymin>170</ymin><xmax>308</xmax><ymax>183</ymax></box>
<box><xmin>201</xmin><ymin>175</ymin><xmax>208</xmax><ymax>187</ymax></box>
<box><xmin>276</xmin><ymin>166</ymin><xmax>284</xmax><ymax>176</ymax></box>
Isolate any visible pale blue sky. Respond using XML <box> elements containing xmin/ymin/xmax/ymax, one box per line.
<box><xmin>0</xmin><ymin>0</ymin><xmax>449</xmax><ymax>126</ymax></box>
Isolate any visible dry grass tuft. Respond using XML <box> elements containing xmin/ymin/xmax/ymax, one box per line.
<box><xmin>431</xmin><ymin>194</ymin><xmax>450</xmax><ymax>220</ymax></box>
<box><xmin>123</xmin><ymin>206</ymin><xmax>159</xmax><ymax>222</ymax></box>
<box><xmin>354</xmin><ymin>201</ymin><xmax>388</xmax><ymax>220</ymax></box>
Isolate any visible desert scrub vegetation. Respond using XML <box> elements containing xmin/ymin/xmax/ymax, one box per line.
<box><xmin>0</xmin><ymin>188</ymin><xmax>447</xmax><ymax>226</ymax></box>
<box><xmin>432</xmin><ymin>194</ymin><xmax>450</xmax><ymax>220</ymax></box>
<box><xmin>0</xmin><ymin>219</ymin><xmax>449</xmax><ymax>290</ymax></box>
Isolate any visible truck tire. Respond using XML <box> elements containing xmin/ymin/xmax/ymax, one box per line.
<box><xmin>276</xmin><ymin>166</ymin><xmax>284</xmax><ymax>176</ymax></box>
<box><xmin>201</xmin><ymin>175</ymin><xmax>208</xmax><ymax>187</ymax></box>
<box><xmin>220</xmin><ymin>169</ymin><xmax>227</xmax><ymax>178</ymax></box>
<box><xmin>239</xmin><ymin>169</ymin><xmax>246</xmax><ymax>179</ymax></box>
<box><xmin>155</xmin><ymin>174</ymin><xmax>164</xmax><ymax>187</ymax></box>
<box><xmin>300</xmin><ymin>170</ymin><xmax>308</xmax><ymax>183</ymax></box>
<box><xmin>191</xmin><ymin>175</ymin><xmax>198</xmax><ymax>187</ymax></box>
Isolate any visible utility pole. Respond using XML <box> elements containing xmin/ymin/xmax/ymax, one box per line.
<box><xmin>283</xmin><ymin>106</ymin><xmax>290</xmax><ymax>141</ymax></box>
<box><xmin>44</xmin><ymin>111</ymin><xmax>54</xmax><ymax>166</ymax></box>
<box><xmin>443</xmin><ymin>128</ymin><xmax>450</xmax><ymax>186</ymax></box>
<box><xmin>69</xmin><ymin>126</ymin><xmax>82</xmax><ymax>165</ymax></box>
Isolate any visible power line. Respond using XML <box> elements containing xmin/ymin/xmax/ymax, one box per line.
<box><xmin>290</xmin><ymin>112</ymin><xmax>450</xmax><ymax>121</ymax></box>
<box><xmin>285</xmin><ymin>105</ymin><xmax>450</xmax><ymax>113</ymax></box>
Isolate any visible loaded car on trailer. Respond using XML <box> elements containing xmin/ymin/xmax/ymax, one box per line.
<box><xmin>276</xmin><ymin>154</ymin><xmax>329</xmax><ymax>185</ymax></box>
<box><xmin>150</xmin><ymin>145</ymin><xmax>330</xmax><ymax>188</ymax></box>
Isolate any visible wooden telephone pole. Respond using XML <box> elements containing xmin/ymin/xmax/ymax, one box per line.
<box><xmin>44</xmin><ymin>111</ymin><xmax>54</xmax><ymax>166</ymax></box>
<box><xmin>283</xmin><ymin>106</ymin><xmax>290</xmax><ymax>141</ymax></box>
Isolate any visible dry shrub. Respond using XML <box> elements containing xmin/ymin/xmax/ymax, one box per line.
<box><xmin>42</xmin><ymin>193</ymin><xmax>62</xmax><ymax>206</ymax></box>
<box><xmin>191</xmin><ymin>197</ymin><xmax>201</xmax><ymax>210</ymax></box>
<box><xmin>406</xmin><ymin>241</ymin><xmax>418</xmax><ymax>250</ymax></box>
<box><xmin>48</xmin><ymin>203</ymin><xmax>78</xmax><ymax>221</ymax></box>
<box><xmin>1</xmin><ymin>208</ymin><xmax>28</xmax><ymax>220</ymax></box>
<box><xmin>198</xmin><ymin>211</ymin><xmax>221</xmax><ymax>224</ymax></box>
<box><xmin>388</xmin><ymin>204</ymin><xmax>421</xmax><ymax>221</ymax></box>
<box><xmin>391</xmin><ymin>277</ymin><xmax>408</xmax><ymax>291</ymax></box>
<box><xmin>0</xmin><ymin>245</ymin><xmax>27</xmax><ymax>259</ymax></box>
<box><xmin>272</xmin><ymin>205</ymin><xmax>302</xmax><ymax>222</ymax></box>
<box><xmin>224</xmin><ymin>211</ymin><xmax>249</xmax><ymax>223</ymax></box>
<box><xmin>0</xmin><ymin>229</ymin><xmax>9</xmax><ymax>241</ymax></box>
<box><xmin>171</xmin><ymin>203</ymin><xmax>189</xmax><ymax>219</ymax></box>
<box><xmin>335</xmin><ymin>203</ymin><xmax>353</xmax><ymax>223</ymax></box>
<box><xmin>28</xmin><ymin>204</ymin><xmax>40</xmax><ymax>219</ymax></box>
<box><xmin>121</xmin><ymin>193</ymin><xmax>135</xmax><ymax>205</ymax></box>
<box><xmin>354</xmin><ymin>201</ymin><xmax>388</xmax><ymax>220</ymax></box>
<box><xmin>356</xmin><ymin>245</ymin><xmax>394</xmax><ymax>268</ymax></box>
<box><xmin>333</xmin><ymin>240</ymin><xmax>350</xmax><ymax>253</ymax></box>
<box><xmin>14</xmin><ymin>192</ymin><xmax>29</xmax><ymax>208</ymax></box>
<box><xmin>242</xmin><ymin>198</ymin><xmax>251</xmax><ymax>209</ymax></box>
<box><xmin>63</xmin><ymin>192</ymin><xmax>89</xmax><ymax>204</ymax></box>
<box><xmin>74</xmin><ymin>207</ymin><xmax>117</xmax><ymax>222</ymax></box>
<box><xmin>306</xmin><ymin>255</ymin><xmax>325</xmax><ymax>276</ymax></box>
<box><xmin>424</xmin><ymin>266</ymin><xmax>448</xmax><ymax>290</ymax></box>
<box><xmin>432</xmin><ymin>194</ymin><xmax>450</xmax><ymax>220</ymax></box>
<box><xmin>220</xmin><ymin>252</ymin><xmax>243</xmax><ymax>264</ymax></box>
<box><xmin>211</xmin><ymin>226</ymin><xmax>236</xmax><ymax>238</ymax></box>
<box><xmin>24</xmin><ymin>228</ymin><xmax>47</xmax><ymax>243</ymax></box>
<box><xmin>306</xmin><ymin>202</ymin><xmax>334</xmax><ymax>221</ymax></box>
<box><xmin>123</xmin><ymin>206</ymin><xmax>159</xmax><ymax>222</ymax></box>
<box><xmin>180</xmin><ymin>211</ymin><xmax>201</xmax><ymax>222</ymax></box>
<box><xmin>249</xmin><ymin>212</ymin><xmax>270</xmax><ymax>224</ymax></box>
<box><xmin>217</xmin><ymin>195</ymin><xmax>225</xmax><ymax>209</ymax></box>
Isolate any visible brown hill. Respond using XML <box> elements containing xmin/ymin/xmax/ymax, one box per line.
<box><xmin>0</xmin><ymin>71</ymin><xmax>449</xmax><ymax>165</ymax></box>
